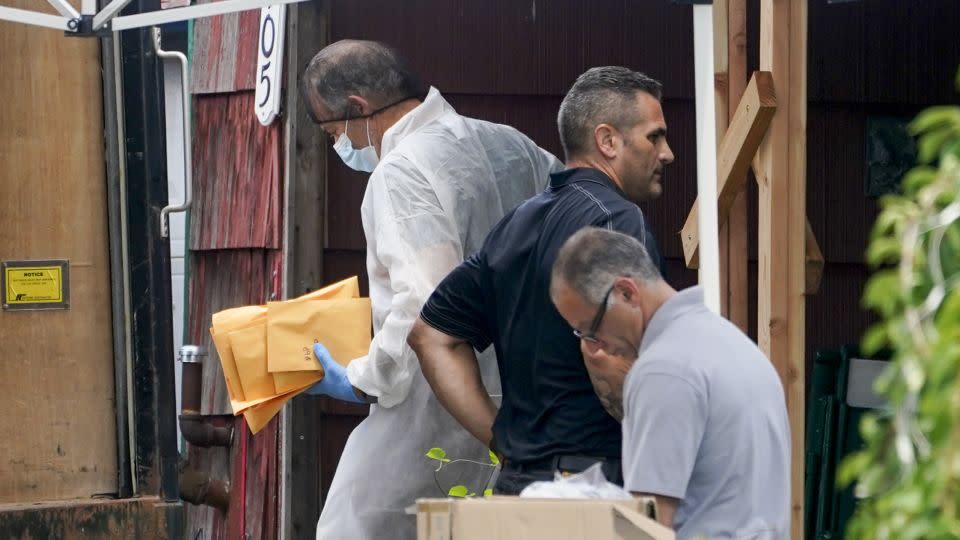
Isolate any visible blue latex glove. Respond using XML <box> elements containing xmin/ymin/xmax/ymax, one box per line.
<box><xmin>306</xmin><ymin>342</ymin><xmax>365</xmax><ymax>403</ymax></box>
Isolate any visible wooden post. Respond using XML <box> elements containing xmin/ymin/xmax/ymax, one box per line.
<box><xmin>281</xmin><ymin>1</ymin><xmax>330</xmax><ymax>538</ymax></box>
<box><xmin>725</xmin><ymin>0</ymin><xmax>749</xmax><ymax>332</ymax></box>
<box><xmin>757</xmin><ymin>1</ymin><xmax>806</xmax><ymax>538</ymax></box>
<box><xmin>714</xmin><ymin>0</ymin><xmax>731</xmax><ymax>317</ymax></box>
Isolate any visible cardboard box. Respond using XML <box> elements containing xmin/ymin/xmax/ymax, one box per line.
<box><xmin>416</xmin><ymin>497</ymin><xmax>675</xmax><ymax>540</ymax></box>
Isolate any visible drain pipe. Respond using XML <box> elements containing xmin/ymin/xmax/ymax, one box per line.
<box><xmin>179</xmin><ymin>458</ymin><xmax>231</xmax><ymax>512</ymax></box>
<box><xmin>177</xmin><ymin>345</ymin><xmax>233</xmax><ymax>512</ymax></box>
<box><xmin>178</xmin><ymin>345</ymin><xmax>233</xmax><ymax>447</ymax></box>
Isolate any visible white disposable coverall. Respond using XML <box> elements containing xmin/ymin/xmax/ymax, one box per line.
<box><xmin>316</xmin><ymin>87</ymin><xmax>562</xmax><ymax>539</ymax></box>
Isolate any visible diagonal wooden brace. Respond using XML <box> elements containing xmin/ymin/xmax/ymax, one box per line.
<box><xmin>681</xmin><ymin>70</ymin><xmax>824</xmax><ymax>294</ymax></box>
<box><xmin>804</xmin><ymin>219</ymin><xmax>824</xmax><ymax>295</ymax></box>
<box><xmin>681</xmin><ymin>70</ymin><xmax>777</xmax><ymax>269</ymax></box>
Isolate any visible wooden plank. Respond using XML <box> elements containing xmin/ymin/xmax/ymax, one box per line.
<box><xmin>714</xmin><ymin>0</ymin><xmax>730</xmax><ymax>317</ymax></box>
<box><xmin>805</xmin><ymin>220</ymin><xmax>824</xmax><ymax>295</ymax></box>
<box><xmin>190</xmin><ymin>3</ymin><xmax>259</xmax><ymax>94</ymax></box>
<box><xmin>0</xmin><ymin>6</ymin><xmax>117</xmax><ymax>502</ymax></box>
<box><xmin>281</xmin><ymin>0</ymin><xmax>330</xmax><ymax>538</ymax></box>
<box><xmin>681</xmin><ymin>71</ymin><xmax>777</xmax><ymax>268</ymax></box>
<box><xmin>283</xmin><ymin>1</ymin><xmax>329</xmax><ymax>300</ymax></box>
<box><xmin>191</xmin><ymin>92</ymin><xmax>283</xmax><ymax>250</ymax></box>
<box><xmin>246</xmin><ymin>418</ymin><xmax>280</xmax><ymax>539</ymax></box>
<box><xmin>0</xmin><ymin>497</ymin><xmax>181</xmax><ymax>538</ymax></box>
<box><xmin>726</xmin><ymin>0</ymin><xmax>750</xmax><ymax>332</ymax></box>
<box><xmin>757</xmin><ymin>0</ymin><xmax>806</xmax><ymax>538</ymax></box>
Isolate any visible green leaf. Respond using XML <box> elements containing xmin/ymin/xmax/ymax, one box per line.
<box><xmin>861</xmin><ymin>324</ymin><xmax>889</xmax><ymax>356</ymax></box>
<box><xmin>866</xmin><ymin>237</ymin><xmax>902</xmax><ymax>267</ymax></box>
<box><xmin>902</xmin><ymin>166</ymin><xmax>938</xmax><ymax>195</ymax></box>
<box><xmin>488</xmin><ymin>450</ymin><xmax>500</xmax><ymax>465</ymax></box>
<box><xmin>483</xmin><ymin>488</ymin><xmax>493</xmax><ymax>496</ymax></box>
<box><xmin>426</xmin><ymin>447</ymin><xmax>449</xmax><ymax>462</ymax></box>
<box><xmin>837</xmin><ymin>450</ymin><xmax>871</xmax><ymax>488</ymax></box>
<box><xmin>908</xmin><ymin>106</ymin><xmax>960</xmax><ymax>137</ymax></box>
<box><xmin>862</xmin><ymin>271</ymin><xmax>902</xmax><ymax>317</ymax></box>
<box><xmin>917</xmin><ymin>127</ymin><xmax>959</xmax><ymax>164</ymax></box>
<box><xmin>448</xmin><ymin>485</ymin><xmax>468</xmax><ymax>497</ymax></box>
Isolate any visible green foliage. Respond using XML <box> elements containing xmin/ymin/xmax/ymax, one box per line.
<box><xmin>841</xmin><ymin>66</ymin><xmax>960</xmax><ymax>540</ymax></box>
<box><xmin>426</xmin><ymin>447</ymin><xmax>450</xmax><ymax>463</ymax></box>
<box><xmin>426</xmin><ymin>446</ymin><xmax>499</xmax><ymax>499</ymax></box>
<box><xmin>448</xmin><ymin>485</ymin><xmax>469</xmax><ymax>497</ymax></box>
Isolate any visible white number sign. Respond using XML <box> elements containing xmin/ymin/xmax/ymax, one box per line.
<box><xmin>255</xmin><ymin>4</ymin><xmax>285</xmax><ymax>126</ymax></box>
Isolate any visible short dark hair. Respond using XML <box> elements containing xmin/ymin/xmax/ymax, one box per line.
<box><xmin>300</xmin><ymin>40</ymin><xmax>424</xmax><ymax>122</ymax></box>
<box><xmin>551</xmin><ymin>227</ymin><xmax>661</xmax><ymax>306</ymax></box>
<box><xmin>557</xmin><ymin>67</ymin><xmax>663</xmax><ymax>161</ymax></box>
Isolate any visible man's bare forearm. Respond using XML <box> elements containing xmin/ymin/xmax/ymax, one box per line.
<box><xmin>409</xmin><ymin>319</ymin><xmax>498</xmax><ymax>447</ymax></box>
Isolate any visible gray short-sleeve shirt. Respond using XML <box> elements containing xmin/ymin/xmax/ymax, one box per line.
<box><xmin>623</xmin><ymin>287</ymin><xmax>791</xmax><ymax>539</ymax></box>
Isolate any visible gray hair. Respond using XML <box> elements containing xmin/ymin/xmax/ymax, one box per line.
<box><xmin>557</xmin><ymin>67</ymin><xmax>663</xmax><ymax>161</ymax></box>
<box><xmin>300</xmin><ymin>40</ymin><xmax>424</xmax><ymax>121</ymax></box>
<box><xmin>551</xmin><ymin>227</ymin><xmax>661</xmax><ymax>306</ymax></box>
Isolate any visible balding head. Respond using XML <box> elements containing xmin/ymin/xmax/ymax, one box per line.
<box><xmin>300</xmin><ymin>40</ymin><xmax>424</xmax><ymax>122</ymax></box>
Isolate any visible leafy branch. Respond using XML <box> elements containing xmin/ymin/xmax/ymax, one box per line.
<box><xmin>839</xmin><ymin>66</ymin><xmax>960</xmax><ymax>540</ymax></box>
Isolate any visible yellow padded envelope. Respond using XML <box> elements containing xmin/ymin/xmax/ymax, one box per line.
<box><xmin>296</xmin><ymin>276</ymin><xmax>359</xmax><ymax>302</ymax></box>
<box><xmin>210</xmin><ymin>276</ymin><xmax>371</xmax><ymax>433</ymax></box>
<box><xmin>266</xmin><ymin>297</ymin><xmax>373</xmax><ymax>374</ymax></box>
<box><xmin>210</xmin><ymin>276</ymin><xmax>360</xmax><ymax>401</ymax></box>
<box><xmin>208</xmin><ymin>276</ymin><xmax>370</xmax><ymax>433</ymax></box>
<box><xmin>228</xmin><ymin>323</ymin><xmax>276</xmax><ymax>400</ymax></box>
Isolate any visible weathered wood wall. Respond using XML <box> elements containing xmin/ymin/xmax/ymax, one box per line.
<box><xmin>184</xmin><ymin>9</ymin><xmax>285</xmax><ymax>538</ymax></box>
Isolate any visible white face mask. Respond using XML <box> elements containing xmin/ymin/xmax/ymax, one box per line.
<box><xmin>333</xmin><ymin>118</ymin><xmax>379</xmax><ymax>173</ymax></box>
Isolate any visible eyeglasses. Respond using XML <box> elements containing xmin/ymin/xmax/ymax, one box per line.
<box><xmin>572</xmin><ymin>285</ymin><xmax>614</xmax><ymax>343</ymax></box>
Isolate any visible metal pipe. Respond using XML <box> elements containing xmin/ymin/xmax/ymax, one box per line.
<box><xmin>113</xmin><ymin>30</ymin><xmax>140</xmax><ymax>497</ymax></box>
<box><xmin>93</xmin><ymin>0</ymin><xmax>135</xmax><ymax>30</ymax></box>
<box><xmin>178</xmin><ymin>346</ymin><xmax>233</xmax><ymax>448</ymax></box>
<box><xmin>179</xmin><ymin>416</ymin><xmax>234</xmax><ymax>448</ymax></box>
<box><xmin>154</xmin><ymin>27</ymin><xmax>192</xmax><ymax>239</ymax></box>
<box><xmin>0</xmin><ymin>5</ymin><xmax>71</xmax><ymax>31</ymax></box>
<box><xmin>112</xmin><ymin>0</ymin><xmax>304</xmax><ymax>31</ymax></box>
<box><xmin>46</xmin><ymin>0</ymin><xmax>79</xmax><ymax>20</ymax></box>
<box><xmin>101</xmin><ymin>28</ymin><xmax>135</xmax><ymax>499</ymax></box>
<box><xmin>179</xmin><ymin>459</ymin><xmax>231</xmax><ymax>512</ymax></box>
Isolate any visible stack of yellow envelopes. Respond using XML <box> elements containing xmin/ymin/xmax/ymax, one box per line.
<box><xmin>209</xmin><ymin>276</ymin><xmax>372</xmax><ymax>434</ymax></box>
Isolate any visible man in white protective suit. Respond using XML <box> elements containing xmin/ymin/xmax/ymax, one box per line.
<box><xmin>298</xmin><ymin>40</ymin><xmax>562</xmax><ymax>539</ymax></box>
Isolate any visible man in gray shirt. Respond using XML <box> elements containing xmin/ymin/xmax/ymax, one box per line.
<box><xmin>550</xmin><ymin>227</ymin><xmax>791</xmax><ymax>539</ymax></box>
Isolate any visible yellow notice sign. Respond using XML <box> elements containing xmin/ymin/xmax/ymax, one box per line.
<box><xmin>2</xmin><ymin>260</ymin><xmax>70</xmax><ymax>310</ymax></box>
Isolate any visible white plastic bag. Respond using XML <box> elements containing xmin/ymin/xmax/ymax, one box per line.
<box><xmin>519</xmin><ymin>462</ymin><xmax>633</xmax><ymax>500</ymax></box>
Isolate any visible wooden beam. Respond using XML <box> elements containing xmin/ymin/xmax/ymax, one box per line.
<box><xmin>281</xmin><ymin>1</ymin><xmax>330</xmax><ymax>538</ymax></box>
<box><xmin>720</xmin><ymin>0</ymin><xmax>750</xmax><ymax>332</ymax></box>
<box><xmin>714</xmin><ymin>0</ymin><xmax>731</xmax><ymax>317</ymax></box>
<box><xmin>681</xmin><ymin>70</ymin><xmax>777</xmax><ymax>268</ymax></box>
<box><xmin>804</xmin><ymin>219</ymin><xmax>824</xmax><ymax>295</ymax></box>
<box><xmin>757</xmin><ymin>0</ymin><xmax>806</xmax><ymax>538</ymax></box>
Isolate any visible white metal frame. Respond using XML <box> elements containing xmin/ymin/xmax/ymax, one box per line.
<box><xmin>692</xmin><ymin>3</ymin><xmax>721</xmax><ymax>315</ymax></box>
<box><xmin>0</xmin><ymin>0</ymin><xmax>307</xmax><ymax>35</ymax></box>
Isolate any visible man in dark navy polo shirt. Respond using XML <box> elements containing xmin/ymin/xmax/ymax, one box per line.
<box><xmin>407</xmin><ymin>66</ymin><xmax>675</xmax><ymax>494</ymax></box>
